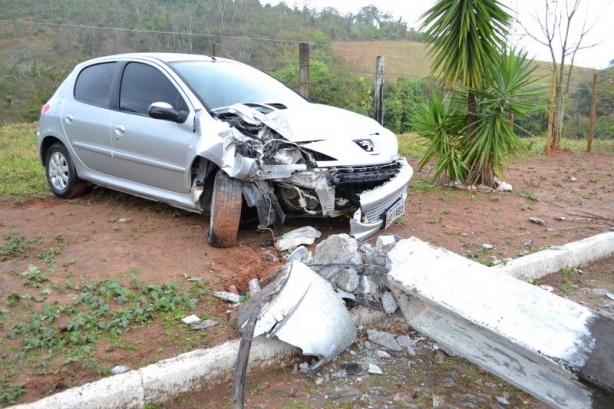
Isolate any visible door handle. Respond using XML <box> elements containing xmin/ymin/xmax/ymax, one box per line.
<box><xmin>64</xmin><ymin>114</ymin><xmax>73</xmax><ymax>124</ymax></box>
<box><xmin>115</xmin><ymin>124</ymin><xmax>126</xmax><ymax>139</ymax></box>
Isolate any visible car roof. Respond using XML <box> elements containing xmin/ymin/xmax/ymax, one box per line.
<box><xmin>76</xmin><ymin>53</ymin><xmax>235</xmax><ymax>68</ymax></box>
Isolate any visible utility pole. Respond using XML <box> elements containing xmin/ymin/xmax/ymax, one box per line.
<box><xmin>374</xmin><ymin>56</ymin><xmax>385</xmax><ymax>125</ymax></box>
<box><xmin>299</xmin><ymin>43</ymin><xmax>309</xmax><ymax>98</ymax></box>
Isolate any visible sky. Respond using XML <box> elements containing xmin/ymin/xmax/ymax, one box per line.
<box><xmin>263</xmin><ymin>0</ymin><xmax>614</xmax><ymax>69</ymax></box>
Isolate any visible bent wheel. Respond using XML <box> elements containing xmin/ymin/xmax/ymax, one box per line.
<box><xmin>45</xmin><ymin>142</ymin><xmax>87</xmax><ymax>199</ymax></box>
<box><xmin>206</xmin><ymin>170</ymin><xmax>243</xmax><ymax>248</ymax></box>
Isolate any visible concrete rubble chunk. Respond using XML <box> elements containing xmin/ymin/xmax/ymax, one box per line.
<box><xmin>213</xmin><ymin>291</ymin><xmax>241</xmax><ymax>303</ymax></box>
<box><xmin>181</xmin><ymin>315</ymin><xmax>201</xmax><ymax>325</ymax></box>
<box><xmin>313</xmin><ymin>234</ymin><xmax>362</xmax><ymax>280</ymax></box>
<box><xmin>376</xmin><ymin>235</ymin><xmax>397</xmax><ymax>253</ymax></box>
<box><xmin>367</xmin><ymin>329</ymin><xmax>402</xmax><ymax>352</ymax></box>
<box><xmin>360</xmin><ymin>243</ymin><xmax>387</xmax><ymax>267</ymax></box>
<box><xmin>368</xmin><ymin>363</ymin><xmax>384</xmax><ymax>375</ymax></box>
<box><xmin>274</xmin><ymin>226</ymin><xmax>322</xmax><ymax>252</ymax></box>
<box><xmin>335</xmin><ymin>267</ymin><xmax>360</xmax><ymax>292</ymax></box>
<box><xmin>396</xmin><ymin>335</ymin><xmax>418</xmax><ymax>349</ymax></box>
<box><xmin>375</xmin><ymin>350</ymin><xmax>392</xmax><ymax>359</ymax></box>
<box><xmin>381</xmin><ymin>291</ymin><xmax>398</xmax><ymax>314</ymax></box>
<box><xmin>110</xmin><ymin>365</ymin><xmax>131</xmax><ymax>375</ymax></box>
<box><xmin>287</xmin><ymin>245</ymin><xmax>312</xmax><ymax>263</ymax></box>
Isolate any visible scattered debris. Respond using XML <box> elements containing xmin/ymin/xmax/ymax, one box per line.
<box><xmin>248</xmin><ymin>278</ymin><xmax>261</xmax><ymax>294</ymax></box>
<box><xmin>482</xmin><ymin>243</ymin><xmax>494</xmax><ymax>250</ymax></box>
<box><xmin>367</xmin><ymin>329</ymin><xmax>402</xmax><ymax>352</ymax></box>
<box><xmin>110</xmin><ymin>365</ymin><xmax>131</xmax><ymax>375</ymax></box>
<box><xmin>367</xmin><ymin>363</ymin><xmax>384</xmax><ymax>375</ymax></box>
<box><xmin>608</xmin><ymin>293</ymin><xmax>614</xmax><ymax>301</ymax></box>
<box><xmin>214</xmin><ymin>291</ymin><xmax>241</xmax><ymax>304</ymax></box>
<box><xmin>568</xmin><ymin>176</ymin><xmax>577</xmax><ymax>182</ymax></box>
<box><xmin>539</xmin><ymin>285</ymin><xmax>554</xmax><ymax>292</ymax></box>
<box><xmin>287</xmin><ymin>245</ymin><xmax>312</xmax><ymax>263</ymax></box>
<box><xmin>524</xmin><ymin>240</ymin><xmax>533</xmax><ymax>247</ymax></box>
<box><xmin>186</xmin><ymin>276</ymin><xmax>204</xmax><ymax>282</ymax></box>
<box><xmin>117</xmin><ymin>218</ymin><xmax>132</xmax><ymax>223</ymax></box>
<box><xmin>529</xmin><ymin>217</ymin><xmax>546</xmax><ymax>226</ymax></box>
<box><xmin>181</xmin><ymin>315</ymin><xmax>201</xmax><ymax>325</ymax></box>
<box><xmin>274</xmin><ymin>226</ymin><xmax>321</xmax><ymax>251</ymax></box>
<box><xmin>191</xmin><ymin>320</ymin><xmax>217</xmax><ymax>330</ymax></box>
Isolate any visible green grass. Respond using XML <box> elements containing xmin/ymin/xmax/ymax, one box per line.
<box><xmin>0</xmin><ymin>123</ymin><xmax>47</xmax><ymax>195</ymax></box>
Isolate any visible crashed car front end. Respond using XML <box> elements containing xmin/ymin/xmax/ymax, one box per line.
<box><xmin>196</xmin><ymin>102</ymin><xmax>413</xmax><ymax>241</ymax></box>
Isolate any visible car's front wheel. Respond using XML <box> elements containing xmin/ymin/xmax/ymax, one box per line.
<box><xmin>206</xmin><ymin>170</ymin><xmax>242</xmax><ymax>248</ymax></box>
<box><xmin>45</xmin><ymin>142</ymin><xmax>87</xmax><ymax>199</ymax></box>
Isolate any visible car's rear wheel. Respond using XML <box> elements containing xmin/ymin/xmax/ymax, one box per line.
<box><xmin>45</xmin><ymin>142</ymin><xmax>87</xmax><ymax>199</ymax></box>
<box><xmin>206</xmin><ymin>170</ymin><xmax>242</xmax><ymax>248</ymax></box>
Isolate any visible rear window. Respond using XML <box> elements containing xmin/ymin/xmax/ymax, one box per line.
<box><xmin>74</xmin><ymin>62</ymin><xmax>117</xmax><ymax>108</ymax></box>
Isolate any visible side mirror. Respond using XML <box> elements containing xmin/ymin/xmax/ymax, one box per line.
<box><xmin>148</xmin><ymin>102</ymin><xmax>188</xmax><ymax>123</ymax></box>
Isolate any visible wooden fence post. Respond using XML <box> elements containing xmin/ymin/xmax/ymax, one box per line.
<box><xmin>587</xmin><ymin>73</ymin><xmax>598</xmax><ymax>153</ymax></box>
<box><xmin>374</xmin><ymin>56</ymin><xmax>385</xmax><ymax>125</ymax></box>
<box><xmin>299</xmin><ymin>43</ymin><xmax>309</xmax><ymax>98</ymax></box>
<box><xmin>545</xmin><ymin>70</ymin><xmax>557</xmax><ymax>157</ymax></box>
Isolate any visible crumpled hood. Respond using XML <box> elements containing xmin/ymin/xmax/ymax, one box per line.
<box><xmin>266</xmin><ymin>103</ymin><xmax>400</xmax><ymax>166</ymax></box>
<box><xmin>275</xmin><ymin>103</ymin><xmax>385</xmax><ymax>141</ymax></box>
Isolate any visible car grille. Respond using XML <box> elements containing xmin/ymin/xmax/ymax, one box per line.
<box><xmin>364</xmin><ymin>188</ymin><xmax>404</xmax><ymax>223</ymax></box>
<box><xmin>329</xmin><ymin>162</ymin><xmax>401</xmax><ymax>185</ymax></box>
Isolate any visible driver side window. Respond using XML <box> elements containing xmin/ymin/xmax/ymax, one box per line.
<box><xmin>119</xmin><ymin>63</ymin><xmax>188</xmax><ymax>115</ymax></box>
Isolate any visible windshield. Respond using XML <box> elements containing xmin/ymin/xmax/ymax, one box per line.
<box><xmin>169</xmin><ymin>60</ymin><xmax>306</xmax><ymax>110</ymax></box>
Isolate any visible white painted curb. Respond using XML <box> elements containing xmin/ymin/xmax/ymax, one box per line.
<box><xmin>498</xmin><ymin>231</ymin><xmax>614</xmax><ymax>281</ymax></box>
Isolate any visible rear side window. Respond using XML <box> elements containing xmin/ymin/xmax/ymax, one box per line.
<box><xmin>74</xmin><ymin>62</ymin><xmax>117</xmax><ymax>107</ymax></box>
<box><xmin>119</xmin><ymin>62</ymin><xmax>188</xmax><ymax>115</ymax></box>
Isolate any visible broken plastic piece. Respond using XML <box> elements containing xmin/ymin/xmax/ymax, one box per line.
<box><xmin>239</xmin><ymin>261</ymin><xmax>357</xmax><ymax>372</ymax></box>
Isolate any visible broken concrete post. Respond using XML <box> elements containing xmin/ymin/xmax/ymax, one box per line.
<box><xmin>387</xmin><ymin>237</ymin><xmax>614</xmax><ymax>408</ymax></box>
<box><xmin>313</xmin><ymin>234</ymin><xmax>362</xmax><ymax>280</ymax></box>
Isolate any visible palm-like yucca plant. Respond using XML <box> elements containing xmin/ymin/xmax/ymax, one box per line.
<box><xmin>463</xmin><ymin>49</ymin><xmax>544</xmax><ymax>185</ymax></box>
<box><xmin>413</xmin><ymin>94</ymin><xmax>468</xmax><ymax>182</ymax></box>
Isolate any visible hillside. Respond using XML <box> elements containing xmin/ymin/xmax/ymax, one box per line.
<box><xmin>331</xmin><ymin>40</ymin><xmax>598</xmax><ymax>89</ymax></box>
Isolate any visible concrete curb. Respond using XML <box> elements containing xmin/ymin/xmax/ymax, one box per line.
<box><xmin>12</xmin><ymin>308</ymin><xmax>389</xmax><ymax>409</ymax></box>
<box><xmin>498</xmin><ymin>231</ymin><xmax>614</xmax><ymax>281</ymax></box>
<box><xmin>11</xmin><ymin>232</ymin><xmax>614</xmax><ymax>408</ymax></box>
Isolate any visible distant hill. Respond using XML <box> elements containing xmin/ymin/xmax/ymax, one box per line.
<box><xmin>331</xmin><ymin>40</ymin><xmax>598</xmax><ymax>91</ymax></box>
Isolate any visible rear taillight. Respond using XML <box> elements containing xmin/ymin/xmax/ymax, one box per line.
<box><xmin>40</xmin><ymin>104</ymin><xmax>50</xmax><ymax>116</ymax></box>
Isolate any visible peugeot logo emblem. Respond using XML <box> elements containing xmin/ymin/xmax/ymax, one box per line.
<box><xmin>356</xmin><ymin>139</ymin><xmax>376</xmax><ymax>153</ymax></box>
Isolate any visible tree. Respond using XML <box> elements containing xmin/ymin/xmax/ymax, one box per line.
<box><xmin>520</xmin><ymin>0</ymin><xmax>603</xmax><ymax>149</ymax></box>
<box><xmin>419</xmin><ymin>0</ymin><xmax>512</xmax><ymax>185</ymax></box>
<box><xmin>414</xmin><ymin>49</ymin><xmax>541</xmax><ymax>186</ymax></box>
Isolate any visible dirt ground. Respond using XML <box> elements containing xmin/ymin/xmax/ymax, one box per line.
<box><xmin>1</xmin><ymin>149</ymin><xmax>613</xmax><ymax>407</ymax></box>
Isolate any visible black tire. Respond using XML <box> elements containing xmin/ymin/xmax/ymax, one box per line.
<box><xmin>45</xmin><ymin>142</ymin><xmax>87</xmax><ymax>199</ymax></box>
<box><xmin>206</xmin><ymin>170</ymin><xmax>243</xmax><ymax>248</ymax></box>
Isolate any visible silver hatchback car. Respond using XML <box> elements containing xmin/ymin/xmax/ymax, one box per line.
<box><xmin>37</xmin><ymin>53</ymin><xmax>413</xmax><ymax>247</ymax></box>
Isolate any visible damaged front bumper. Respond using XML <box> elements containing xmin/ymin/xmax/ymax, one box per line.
<box><xmin>349</xmin><ymin>157</ymin><xmax>413</xmax><ymax>241</ymax></box>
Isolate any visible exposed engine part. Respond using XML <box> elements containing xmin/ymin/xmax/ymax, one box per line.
<box><xmin>278</xmin><ymin>184</ymin><xmax>319</xmax><ymax>215</ymax></box>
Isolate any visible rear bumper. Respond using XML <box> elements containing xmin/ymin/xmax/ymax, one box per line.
<box><xmin>349</xmin><ymin>157</ymin><xmax>413</xmax><ymax>241</ymax></box>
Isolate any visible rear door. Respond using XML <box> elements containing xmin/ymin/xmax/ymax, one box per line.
<box><xmin>109</xmin><ymin>62</ymin><xmax>194</xmax><ymax>193</ymax></box>
<box><xmin>60</xmin><ymin>62</ymin><xmax>117</xmax><ymax>175</ymax></box>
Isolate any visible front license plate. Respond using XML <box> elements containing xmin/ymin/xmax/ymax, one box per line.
<box><xmin>384</xmin><ymin>200</ymin><xmax>405</xmax><ymax>229</ymax></box>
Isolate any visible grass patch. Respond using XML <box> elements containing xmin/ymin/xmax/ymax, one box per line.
<box><xmin>2</xmin><ymin>272</ymin><xmax>202</xmax><ymax>399</ymax></box>
<box><xmin>0</xmin><ymin>123</ymin><xmax>47</xmax><ymax>195</ymax></box>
